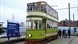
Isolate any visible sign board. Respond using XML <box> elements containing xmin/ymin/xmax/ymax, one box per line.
<box><xmin>7</xmin><ymin>21</ymin><xmax>20</xmax><ymax>39</ymax></box>
<box><xmin>74</xmin><ymin>28</ymin><xmax>76</xmax><ymax>32</ymax></box>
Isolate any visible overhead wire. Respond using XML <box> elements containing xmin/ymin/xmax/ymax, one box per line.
<box><xmin>55</xmin><ymin>6</ymin><xmax>78</xmax><ymax>10</ymax></box>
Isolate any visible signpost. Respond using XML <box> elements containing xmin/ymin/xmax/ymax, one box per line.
<box><xmin>74</xmin><ymin>28</ymin><xmax>76</xmax><ymax>36</ymax></box>
<box><xmin>7</xmin><ymin>21</ymin><xmax>20</xmax><ymax>40</ymax></box>
<box><xmin>74</xmin><ymin>28</ymin><xmax>76</xmax><ymax>32</ymax></box>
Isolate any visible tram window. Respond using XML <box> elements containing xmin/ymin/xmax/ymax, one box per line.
<box><xmin>35</xmin><ymin>22</ymin><xmax>37</xmax><ymax>29</ymax></box>
<box><xmin>27</xmin><ymin>6</ymin><xmax>32</xmax><ymax>11</ymax></box>
<box><xmin>27</xmin><ymin>3</ymin><xmax>35</xmax><ymax>11</ymax></box>
<box><xmin>47</xmin><ymin>24</ymin><xmax>49</xmax><ymax>28</ymax></box>
<box><xmin>34</xmin><ymin>21</ymin><xmax>37</xmax><ymax>29</ymax></box>
<box><xmin>41</xmin><ymin>5</ymin><xmax>46</xmax><ymax>13</ymax></box>
<box><xmin>29</xmin><ymin>22</ymin><xmax>32</xmax><ymax>29</ymax></box>
<box><xmin>39</xmin><ymin>21</ymin><xmax>42</xmax><ymax>29</ymax></box>
<box><xmin>49</xmin><ymin>26</ymin><xmax>50</xmax><ymax>28</ymax></box>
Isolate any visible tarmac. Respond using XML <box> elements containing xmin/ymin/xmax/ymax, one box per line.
<box><xmin>14</xmin><ymin>36</ymin><xmax>78</xmax><ymax>44</ymax></box>
<box><xmin>0</xmin><ymin>36</ymin><xmax>25</xmax><ymax>44</ymax></box>
<box><xmin>0</xmin><ymin>36</ymin><xmax>78</xmax><ymax>44</ymax></box>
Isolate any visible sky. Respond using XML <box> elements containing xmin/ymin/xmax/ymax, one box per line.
<box><xmin>0</xmin><ymin>0</ymin><xmax>78</xmax><ymax>23</ymax></box>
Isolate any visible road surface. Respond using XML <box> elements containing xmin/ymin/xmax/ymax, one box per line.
<box><xmin>15</xmin><ymin>36</ymin><xmax>78</xmax><ymax>44</ymax></box>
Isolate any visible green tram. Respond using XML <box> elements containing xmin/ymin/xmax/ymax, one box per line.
<box><xmin>26</xmin><ymin>1</ymin><xmax>59</xmax><ymax>43</ymax></box>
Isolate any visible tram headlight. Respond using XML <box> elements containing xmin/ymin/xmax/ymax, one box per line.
<box><xmin>28</xmin><ymin>34</ymin><xmax>32</xmax><ymax>37</ymax></box>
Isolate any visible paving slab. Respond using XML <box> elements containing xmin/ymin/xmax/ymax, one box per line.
<box><xmin>47</xmin><ymin>36</ymin><xmax>75</xmax><ymax>44</ymax></box>
<box><xmin>70</xmin><ymin>36</ymin><xmax>78</xmax><ymax>44</ymax></box>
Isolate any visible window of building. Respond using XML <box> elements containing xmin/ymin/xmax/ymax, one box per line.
<box><xmin>63</xmin><ymin>21</ymin><xmax>66</xmax><ymax>23</ymax></box>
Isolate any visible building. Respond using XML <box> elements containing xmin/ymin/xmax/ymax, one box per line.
<box><xmin>58</xmin><ymin>19</ymin><xmax>78</xmax><ymax>27</ymax></box>
<box><xmin>71</xmin><ymin>21</ymin><xmax>78</xmax><ymax>27</ymax></box>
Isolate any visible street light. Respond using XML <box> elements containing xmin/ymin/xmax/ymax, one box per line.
<box><xmin>68</xmin><ymin>3</ymin><xmax>71</xmax><ymax>38</ymax></box>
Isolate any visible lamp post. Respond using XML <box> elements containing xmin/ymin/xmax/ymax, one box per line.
<box><xmin>73</xmin><ymin>14</ymin><xmax>74</xmax><ymax>22</ymax></box>
<box><xmin>68</xmin><ymin>3</ymin><xmax>71</xmax><ymax>30</ymax></box>
<box><xmin>68</xmin><ymin>3</ymin><xmax>71</xmax><ymax>38</ymax></box>
<box><xmin>73</xmin><ymin>14</ymin><xmax>76</xmax><ymax>36</ymax></box>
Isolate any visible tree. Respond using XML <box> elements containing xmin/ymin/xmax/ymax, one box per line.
<box><xmin>0</xmin><ymin>24</ymin><xmax>4</xmax><ymax>34</ymax></box>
